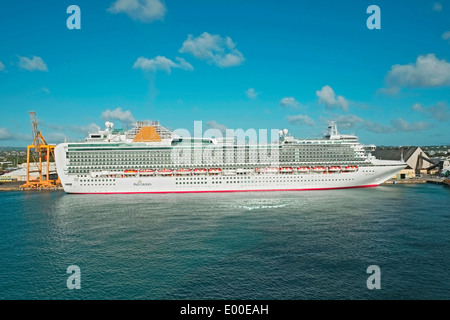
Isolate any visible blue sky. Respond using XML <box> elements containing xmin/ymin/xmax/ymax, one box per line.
<box><xmin>0</xmin><ymin>0</ymin><xmax>449</xmax><ymax>147</ymax></box>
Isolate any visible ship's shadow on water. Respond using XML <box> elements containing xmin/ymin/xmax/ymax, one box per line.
<box><xmin>1</xmin><ymin>184</ymin><xmax>449</xmax><ymax>299</ymax></box>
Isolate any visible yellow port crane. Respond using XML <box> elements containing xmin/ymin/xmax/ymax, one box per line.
<box><xmin>20</xmin><ymin>111</ymin><xmax>61</xmax><ymax>190</ymax></box>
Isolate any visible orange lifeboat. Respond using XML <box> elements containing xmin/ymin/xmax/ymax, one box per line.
<box><xmin>327</xmin><ymin>166</ymin><xmax>342</xmax><ymax>172</ymax></box>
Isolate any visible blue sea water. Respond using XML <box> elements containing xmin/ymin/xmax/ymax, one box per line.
<box><xmin>0</xmin><ymin>184</ymin><xmax>449</xmax><ymax>300</ymax></box>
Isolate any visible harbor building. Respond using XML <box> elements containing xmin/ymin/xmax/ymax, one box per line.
<box><xmin>0</xmin><ymin>162</ymin><xmax>57</xmax><ymax>182</ymax></box>
<box><xmin>372</xmin><ymin>147</ymin><xmax>439</xmax><ymax>180</ymax></box>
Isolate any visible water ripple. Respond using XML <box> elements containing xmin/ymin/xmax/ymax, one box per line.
<box><xmin>0</xmin><ymin>184</ymin><xmax>449</xmax><ymax>299</ymax></box>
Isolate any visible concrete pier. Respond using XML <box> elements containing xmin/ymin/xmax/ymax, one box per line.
<box><xmin>382</xmin><ymin>177</ymin><xmax>447</xmax><ymax>185</ymax></box>
<box><xmin>0</xmin><ymin>181</ymin><xmax>63</xmax><ymax>191</ymax></box>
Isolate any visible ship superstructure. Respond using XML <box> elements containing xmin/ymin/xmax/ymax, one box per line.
<box><xmin>54</xmin><ymin>120</ymin><xmax>406</xmax><ymax>194</ymax></box>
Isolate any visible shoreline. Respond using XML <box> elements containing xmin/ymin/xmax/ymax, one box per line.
<box><xmin>382</xmin><ymin>177</ymin><xmax>448</xmax><ymax>186</ymax></box>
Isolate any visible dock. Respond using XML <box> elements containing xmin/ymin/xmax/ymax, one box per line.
<box><xmin>382</xmin><ymin>177</ymin><xmax>448</xmax><ymax>185</ymax></box>
<box><xmin>0</xmin><ymin>181</ymin><xmax>63</xmax><ymax>191</ymax></box>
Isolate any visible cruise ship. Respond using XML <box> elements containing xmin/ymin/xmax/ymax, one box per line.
<box><xmin>54</xmin><ymin>120</ymin><xmax>406</xmax><ymax>194</ymax></box>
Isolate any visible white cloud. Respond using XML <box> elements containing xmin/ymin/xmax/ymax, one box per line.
<box><xmin>0</xmin><ymin>127</ymin><xmax>13</xmax><ymax>140</ymax></box>
<box><xmin>432</xmin><ymin>2</ymin><xmax>442</xmax><ymax>12</ymax></box>
<box><xmin>286</xmin><ymin>114</ymin><xmax>315</xmax><ymax>126</ymax></box>
<box><xmin>44</xmin><ymin>132</ymin><xmax>70</xmax><ymax>144</ymax></box>
<box><xmin>38</xmin><ymin>122</ymin><xmax>105</xmax><ymax>142</ymax></box>
<box><xmin>246</xmin><ymin>88</ymin><xmax>258</xmax><ymax>99</ymax></box>
<box><xmin>412</xmin><ymin>102</ymin><xmax>450</xmax><ymax>122</ymax></box>
<box><xmin>320</xmin><ymin>114</ymin><xmax>433</xmax><ymax>134</ymax></box>
<box><xmin>40</xmin><ymin>120</ymin><xmax>102</xmax><ymax>136</ymax></box>
<box><xmin>376</xmin><ymin>86</ymin><xmax>400</xmax><ymax>96</ymax></box>
<box><xmin>205</xmin><ymin>120</ymin><xmax>227</xmax><ymax>135</ymax></box>
<box><xmin>316</xmin><ymin>85</ymin><xmax>349</xmax><ymax>111</ymax></box>
<box><xmin>363</xmin><ymin>118</ymin><xmax>432</xmax><ymax>133</ymax></box>
<box><xmin>336</xmin><ymin>96</ymin><xmax>349</xmax><ymax>111</ymax></box>
<box><xmin>363</xmin><ymin>120</ymin><xmax>395</xmax><ymax>133</ymax></box>
<box><xmin>411</xmin><ymin>103</ymin><xmax>426</xmax><ymax>113</ymax></box>
<box><xmin>385</xmin><ymin>54</ymin><xmax>450</xmax><ymax>88</ymax></box>
<box><xmin>18</xmin><ymin>56</ymin><xmax>48</xmax><ymax>72</ymax></box>
<box><xmin>108</xmin><ymin>0</ymin><xmax>166</xmax><ymax>22</ymax></box>
<box><xmin>0</xmin><ymin>61</ymin><xmax>5</xmax><ymax>71</ymax></box>
<box><xmin>0</xmin><ymin>127</ymin><xmax>30</xmax><ymax>141</ymax></box>
<box><xmin>174</xmin><ymin>57</ymin><xmax>194</xmax><ymax>71</ymax></box>
<box><xmin>133</xmin><ymin>55</ymin><xmax>193</xmax><ymax>73</ymax></box>
<box><xmin>442</xmin><ymin>31</ymin><xmax>450</xmax><ymax>42</ymax></box>
<box><xmin>428</xmin><ymin>102</ymin><xmax>450</xmax><ymax>122</ymax></box>
<box><xmin>280</xmin><ymin>97</ymin><xmax>300</xmax><ymax>109</ymax></box>
<box><xmin>390</xmin><ymin>118</ymin><xmax>432</xmax><ymax>132</ymax></box>
<box><xmin>179</xmin><ymin>32</ymin><xmax>244</xmax><ymax>68</ymax></box>
<box><xmin>332</xmin><ymin>114</ymin><xmax>364</xmax><ymax>130</ymax></box>
<box><xmin>101</xmin><ymin>107</ymin><xmax>136</xmax><ymax>128</ymax></box>
<box><xmin>70</xmin><ymin>123</ymin><xmax>102</xmax><ymax>134</ymax></box>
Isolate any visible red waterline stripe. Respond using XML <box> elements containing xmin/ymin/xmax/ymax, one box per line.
<box><xmin>70</xmin><ymin>184</ymin><xmax>379</xmax><ymax>195</ymax></box>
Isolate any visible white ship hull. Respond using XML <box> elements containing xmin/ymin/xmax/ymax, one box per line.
<box><xmin>55</xmin><ymin>143</ymin><xmax>404</xmax><ymax>194</ymax></box>
<box><xmin>55</xmin><ymin>120</ymin><xmax>407</xmax><ymax>194</ymax></box>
